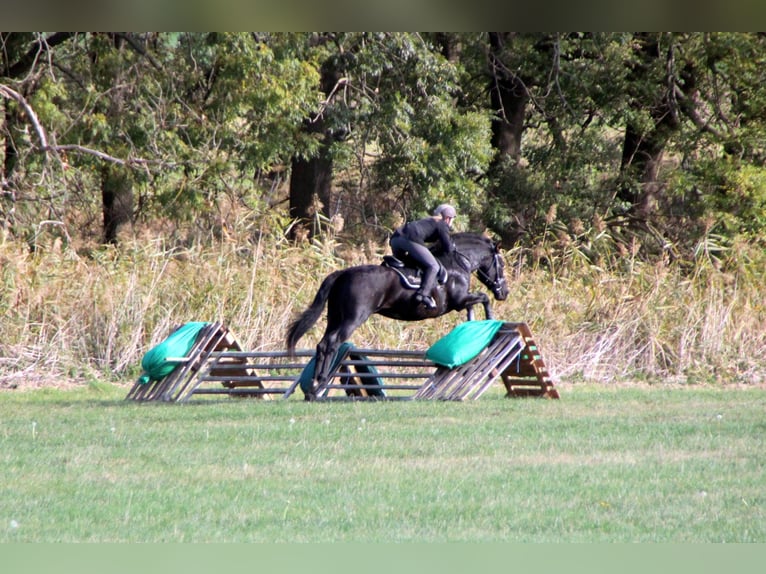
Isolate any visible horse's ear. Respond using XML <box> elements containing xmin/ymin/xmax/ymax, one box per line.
<box><xmin>495</xmin><ymin>240</ymin><xmax>502</xmax><ymax>251</ymax></box>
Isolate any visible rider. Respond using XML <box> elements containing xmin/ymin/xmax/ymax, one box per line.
<box><xmin>389</xmin><ymin>204</ymin><xmax>457</xmax><ymax>309</ymax></box>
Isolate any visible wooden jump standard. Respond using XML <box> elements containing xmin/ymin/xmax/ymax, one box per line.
<box><xmin>124</xmin><ymin>322</ymin><xmax>245</xmax><ymax>402</ymax></box>
<box><xmin>125</xmin><ymin>322</ymin><xmax>559</xmax><ymax>402</ymax></box>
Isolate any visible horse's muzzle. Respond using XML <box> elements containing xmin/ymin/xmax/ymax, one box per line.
<box><xmin>493</xmin><ymin>279</ymin><xmax>509</xmax><ymax>300</ymax></box>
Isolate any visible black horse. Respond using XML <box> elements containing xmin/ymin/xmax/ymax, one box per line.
<box><xmin>286</xmin><ymin>232</ymin><xmax>510</xmax><ymax>400</ymax></box>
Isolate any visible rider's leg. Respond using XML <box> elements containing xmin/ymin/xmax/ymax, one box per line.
<box><xmin>408</xmin><ymin>243</ymin><xmax>438</xmax><ymax>308</ymax></box>
<box><xmin>389</xmin><ymin>235</ymin><xmax>410</xmax><ymax>262</ymax></box>
<box><xmin>417</xmin><ymin>269</ymin><xmax>438</xmax><ymax>308</ymax></box>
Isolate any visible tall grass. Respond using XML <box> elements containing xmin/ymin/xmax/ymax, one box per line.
<box><xmin>512</xmin><ymin>233</ymin><xmax>766</xmax><ymax>386</ymax></box>
<box><xmin>1</xmin><ymin>224</ymin><xmax>764</xmax><ymax>389</ymax></box>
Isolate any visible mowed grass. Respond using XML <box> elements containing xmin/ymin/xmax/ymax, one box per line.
<box><xmin>0</xmin><ymin>383</ymin><xmax>764</xmax><ymax>542</ymax></box>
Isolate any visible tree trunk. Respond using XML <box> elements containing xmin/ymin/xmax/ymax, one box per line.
<box><xmin>0</xmin><ymin>103</ymin><xmax>15</xmax><ymax>230</ymax></box>
<box><xmin>101</xmin><ymin>164</ymin><xmax>133</xmax><ymax>243</ymax></box>
<box><xmin>434</xmin><ymin>33</ymin><xmax>460</xmax><ymax>62</ymax></box>
<box><xmin>618</xmin><ymin>121</ymin><xmax>670</xmax><ymax>217</ymax></box>
<box><xmin>97</xmin><ymin>33</ymin><xmax>135</xmax><ymax>245</ymax></box>
<box><xmin>288</xmin><ymin>137</ymin><xmax>333</xmax><ymax>237</ymax></box>
<box><xmin>288</xmin><ymin>56</ymin><xmax>341</xmax><ymax>239</ymax></box>
<box><xmin>2</xmin><ymin>104</ymin><xmax>17</xmax><ymax>185</ymax></box>
<box><xmin>618</xmin><ymin>34</ymin><xmax>680</xmax><ymax>219</ymax></box>
<box><xmin>488</xmin><ymin>32</ymin><xmax>528</xmax><ymax>163</ymax></box>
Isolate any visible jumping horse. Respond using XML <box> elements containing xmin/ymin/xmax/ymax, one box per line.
<box><xmin>286</xmin><ymin>232</ymin><xmax>509</xmax><ymax>400</ymax></box>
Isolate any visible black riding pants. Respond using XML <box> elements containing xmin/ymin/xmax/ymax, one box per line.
<box><xmin>389</xmin><ymin>235</ymin><xmax>439</xmax><ymax>297</ymax></box>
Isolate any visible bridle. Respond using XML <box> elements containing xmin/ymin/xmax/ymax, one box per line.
<box><xmin>476</xmin><ymin>252</ymin><xmax>507</xmax><ymax>296</ymax></box>
<box><xmin>454</xmin><ymin>247</ymin><xmax>507</xmax><ymax>296</ymax></box>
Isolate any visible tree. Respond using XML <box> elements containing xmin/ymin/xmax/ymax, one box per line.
<box><xmin>477</xmin><ymin>32</ymin><xmax>766</xmax><ymax>252</ymax></box>
<box><xmin>1</xmin><ymin>33</ymin><xmax>74</xmax><ymax>181</ymax></box>
<box><xmin>616</xmin><ymin>33</ymin><xmax>682</xmax><ymax>220</ymax></box>
<box><xmin>3</xmin><ymin>32</ymin><xmax>766</xmax><ymax>255</ymax></box>
<box><xmin>284</xmin><ymin>33</ymin><xmax>493</xmax><ymax>239</ymax></box>
<box><xmin>145</xmin><ymin>33</ymin><xmax>321</xmax><ymax>237</ymax></box>
<box><xmin>287</xmin><ymin>34</ymin><xmax>346</xmax><ymax>238</ymax></box>
<box><xmin>2</xmin><ymin>33</ymin><xmax>323</xmax><ymax>245</ymax></box>
<box><xmin>487</xmin><ymin>32</ymin><xmax>529</xmax><ymax>164</ymax></box>
<box><xmin>1</xmin><ymin>33</ymin><xmax>76</xmax><ymax>238</ymax></box>
<box><xmin>1</xmin><ymin>32</ymin><xmax>162</xmax><ymax>243</ymax></box>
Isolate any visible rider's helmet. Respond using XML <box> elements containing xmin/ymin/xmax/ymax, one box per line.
<box><xmin>433</xmin><ymin>204</ymin><xmax>457</xmax><ymax>219</ymax></box>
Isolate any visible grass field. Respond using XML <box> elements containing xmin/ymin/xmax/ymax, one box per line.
<box><xmin>1</xmin><ymin>382</ymin><xmax>763</xmax><ymax>542</ymax></box>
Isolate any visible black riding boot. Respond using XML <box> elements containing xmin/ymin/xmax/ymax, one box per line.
<box><xmin>416</xmin><ymin>266</ymin><xmax>438</xmax><ymax>308</ymax></box>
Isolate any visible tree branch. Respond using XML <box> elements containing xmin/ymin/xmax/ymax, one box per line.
<box><xmin>112</xmin><ymin>33</ymin><xmax>162</xmax><ymax>71</ymax></box>
<box><xmin>5</xmin><ymin>32</ymin><xmax>75</xmax><ymax>79</ymax></box>
<box><xmin>309</xmin><ymin>77</ymin><xmax>348</xmax><ymax>124</ymax></box>
<box><xmin>0</xmin><ymin>83</ymin><xmax>150</xmax><ymax>167</ymax></box>
<box><xmin>0</xmin><ymin>83</ymin><xmax>48</xmax><ymax>148</ymax></box>
<box><xmin>52</xmin><ymin>144</ymin><xmax>147</xmax><ymax>166</ymax></box>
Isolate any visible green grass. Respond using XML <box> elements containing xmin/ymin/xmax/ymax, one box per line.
<box><xmin>1</xmin><ymin>384</ymin><xmax>764</xmax><ymax>542</ymax></box>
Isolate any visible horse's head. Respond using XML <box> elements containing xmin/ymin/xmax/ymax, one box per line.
<box><xmin>476</xmin><ymin>241</ymin><xmax>509</xmax><ymax>301</ymax></box>
<box><xmin>443</xmin><ymin>233</ymin><xmax>509</xmax><ymax>301</ymax></box>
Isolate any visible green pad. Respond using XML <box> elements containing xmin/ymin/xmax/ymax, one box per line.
<box><xmin>347</xmin><ymin>351</ymin><xmax>385</xmax><ymax>397</ymax></box>
<box><xmin>137</xmin><ymin>322</ymin><xmax>210</xmax><ymax>384</ymax></box>
<box><xmin>425</xmin><ymin>320</ymin><xmax>506</xmax><ymax>368</ymax></box>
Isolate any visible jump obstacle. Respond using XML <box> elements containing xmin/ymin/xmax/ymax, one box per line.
<box><xmin>125</xmin><ymin>321</ymin><xmax>559</xmax><ymax>402</ymax></box>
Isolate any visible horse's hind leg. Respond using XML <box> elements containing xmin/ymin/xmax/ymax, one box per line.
<box><xmin>310</xmin><ymin>305</ymin><xmax>372</xmax><ymax>399</ymax></box>
<box><xmin>309</xmin><ymin>330</ymin><xmax>351</xmax><ymax>399</ymax></box>
<box><xmin>314</xmin><ymin>332</ymin><xmax>342</xmax><ymax>391</ymax></box>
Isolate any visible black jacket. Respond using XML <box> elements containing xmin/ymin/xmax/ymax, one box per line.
<box><xmin>396</xmin><ymin>217</ymin><xmax>454</xmax><ymax>252</ymax></box>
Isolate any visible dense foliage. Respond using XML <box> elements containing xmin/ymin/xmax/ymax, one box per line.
<box><xmin>2</xmin><ymin>33</ymin><xmax>766</xmax><ymax>388</ymax></box>
<box><xmin>2</xmin><ymin>32</ymin><xmax>765</xmax><ymax>261</ymax></box>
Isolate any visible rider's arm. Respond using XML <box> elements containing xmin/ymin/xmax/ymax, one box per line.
<box><xmin>437</xmin><ymin>222</ymin><xmax>454</xmax><ymax>253</ymax></box>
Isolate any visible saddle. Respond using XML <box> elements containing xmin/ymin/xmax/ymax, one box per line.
<box><xmin>381</xmin><ymin>255</ymin><xmax>448</xmax><ymax>290</ymax></box>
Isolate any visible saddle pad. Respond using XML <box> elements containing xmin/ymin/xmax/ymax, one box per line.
<box><xmin>425</xmin><ymin>320</ymin><xmax>505</xmax><ymax>368</ymax></box>
<box><xmin>382</xmin><ymin>259</ymin><xmax>448</xmax><ymax>289</ymax></box>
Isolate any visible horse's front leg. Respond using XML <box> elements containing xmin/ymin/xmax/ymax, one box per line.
<box><xmin>482</xmin><ymin>295</ymin><xmax>494</xmax><ymax>320</ymax></box>
<box><xmin>455</xmin><ymin>291</ymin><xmax>491</xmax><ymax>321</ymax></box>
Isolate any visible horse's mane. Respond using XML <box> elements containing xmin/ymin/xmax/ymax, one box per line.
<box><xmin>431</xmin><ymin>232</ymin><xmax>492</xmax><ymax>256</ymax></box>
<box><xmin>431</xmin><ymin>232</ymin><xmax>494</xmax><ymax>272</ymax></box>
<box><xmin>453</xmin><ymin>232</ymin><xmax>493</xmax><ymax>247</ymax></box>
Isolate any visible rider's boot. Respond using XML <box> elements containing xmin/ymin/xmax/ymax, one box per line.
<box><xmin>417</xmin><ymin>267</ymin><xmax>438</xmax><ymax>309</ymax></box>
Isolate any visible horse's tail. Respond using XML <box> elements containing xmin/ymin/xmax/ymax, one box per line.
<box><xmin>286</xmin><ymin>270</ymin><xmax>343</xmax><ymax>356</ymax></box>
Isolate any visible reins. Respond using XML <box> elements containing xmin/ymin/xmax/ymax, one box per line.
<box><xmin>475</xmin><ymin>252</ymin><xmax>507</xmax><ymax>293</ymax></box>
<box><xmin>452</xmin><ymin>248</ymin><xmax>473</xmax><ymax>273</ymax></box>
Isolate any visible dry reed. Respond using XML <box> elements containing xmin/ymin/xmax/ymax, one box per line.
<box><xmin>1</xmin><ymin>228</ymin><xmax>764</xmax><ymax>389</ymax></box>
